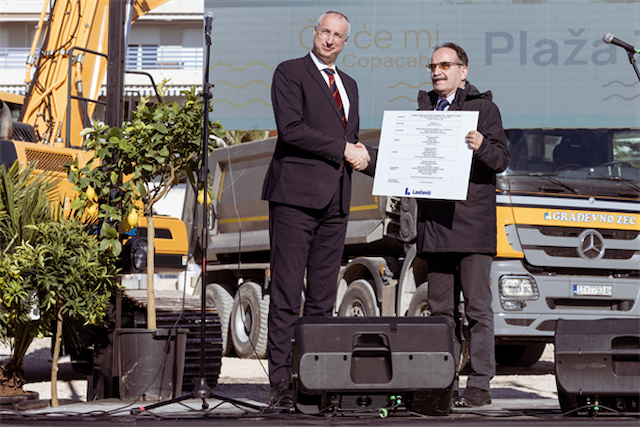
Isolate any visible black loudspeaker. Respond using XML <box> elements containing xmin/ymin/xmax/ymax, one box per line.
<box><xmin>555</xmin><ymin>318</ymin><xmax>640</xmax><ymax>414</ymax></box>
<box><xmin>291</xmin><ymin>316</ymin><xmax>455</xmax><ymax>416</ymax></box>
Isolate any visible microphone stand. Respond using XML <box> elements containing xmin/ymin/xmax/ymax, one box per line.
<box><xmin>626</xmin><ymin>50</ymin><xmax>640</xmax><ymax>83</ymax></box>
<box><xmin>192</xmin><ymin>9</ymin><xmax>214</xmax><ymax>405</ymax></box>
<box><xmin>129</xmin><ymin>15</ymin><xmax>263</xmax><ymax>416</ymax></box>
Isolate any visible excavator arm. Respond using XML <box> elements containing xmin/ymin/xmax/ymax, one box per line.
<box><xmin>1</xmin><ymin>0</ymin><xmax>186</xmax><ymax>266</ymax></box>
<box><xmin>20</xmin><ymin>0</ymin><xmax>169</xmax><ymax>147</ymax></box>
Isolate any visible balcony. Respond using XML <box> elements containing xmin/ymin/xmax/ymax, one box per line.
<box><xmin>126</xmin><ymin>45</ymin><xmax>203</xmax><ymax>70</ymax></box>
<box><xmin>0</xmin><ymin>46</ymin><xmax>203</xmax><ymax>95</ymax></box>
<box><xmin>0</xmin><ymin>46</ymin><xmax>203</xmax><ymax>70</ymax></box>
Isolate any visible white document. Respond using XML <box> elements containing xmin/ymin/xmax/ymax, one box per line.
<box><xmin>372</xmin><ymin>110</ymin><xmax>479</xmax><ymax>200</ymax></box>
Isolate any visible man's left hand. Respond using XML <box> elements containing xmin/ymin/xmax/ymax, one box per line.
<box><xmin>466</xmin><ymin>130</ymin><xmax>483</xmax><ymax>151</ymax></box>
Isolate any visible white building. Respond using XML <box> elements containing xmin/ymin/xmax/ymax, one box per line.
<box><xmin>0</xmin><ymin>0</ymin><xmax>204</xmax><ymax>103</ymax></box>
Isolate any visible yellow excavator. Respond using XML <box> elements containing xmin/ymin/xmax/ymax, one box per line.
<box><xmin>0</xmin><ymin>0</ymin><xmax>221</xmax><ymax>398</ymax></box>
<box><xmin>0</xmin><ymin>0</ymin><xmax>189</xmax><ymax>264</ymax></box>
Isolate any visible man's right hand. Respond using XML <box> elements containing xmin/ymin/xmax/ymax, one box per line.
<box><xmin>345</xmin><ymin>142</ymin><xmax>370</xmax><ymax>171</ymax></box>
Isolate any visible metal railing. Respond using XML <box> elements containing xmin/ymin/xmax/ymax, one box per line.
<box><xmin>0</xmin><ymin>46</ymin><xmax>203</xmax><ymax>70</ymax></box>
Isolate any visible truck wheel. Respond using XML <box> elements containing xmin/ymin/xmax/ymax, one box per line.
<box><xmin>407</xmin><ymin>284</ymin><xmax>469</xmax><ymax>372</ymax></box>
<box><xmin>337</xmin><ymin>280</ymin><xmax>379</xmax><ymax>317</ymax></box>
<box><xmin>495</xmin><ymin>343</ymin><xmax>546</xmax><ymax>367</ymax></box>
<box><xmin>407</xmin><ymin>283</ymin><xmax>430</xmax><ymax>316</ymax></box>
<box><xmin>230</xmin><ymin>282</ymin><xmax>269</xmax><ymax>359</ymax></box>
<box><xmin>206</xmin><ymin>284</ymin><xmax>234</xmax><ymax>356</ymax></box>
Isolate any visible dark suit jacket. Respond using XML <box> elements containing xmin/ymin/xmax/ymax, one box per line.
<box><xmin>262</xmin><ymin>53</ymin><xmax>374</xmax><ymax>213</ymax></box>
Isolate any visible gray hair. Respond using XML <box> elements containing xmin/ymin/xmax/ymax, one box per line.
<box><xmin>316</xmin><ymin>11</ymin><xmax>351</xmax><ymax>39</ymax></box>
<box><xmin>433</xmin><ymin>42</ymin><xmax>469</xmax><ymax>66</ymax></box>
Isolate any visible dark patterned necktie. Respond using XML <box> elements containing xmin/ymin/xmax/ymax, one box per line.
<box><xmin>436</xmin><ymin>98</ymin><xmax>450</xmax><ymax>111</ymax></box>
<box><xmin>324</xmin><ymin>68</ymin><xmax>347</xmax><ymax>127</ymax></box>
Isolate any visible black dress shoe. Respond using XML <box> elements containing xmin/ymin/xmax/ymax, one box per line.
<box><xmin>453</xmin><ymin>386</ymin><xmax>491</xmax><ymax>407</ymax></box>
<box><xmin>269</xmin><ymin>379</ymin><xmax>293</xmax><ymax>407</ymax></box>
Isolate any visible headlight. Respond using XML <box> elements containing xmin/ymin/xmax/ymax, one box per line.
<box><xmin>499</xmin><ymin>275</ymin><xmax>538</xmax><ymax>300</ymax></box>
<box><xmin>501</xmin><ymin>300</ymin><xmax>525</xmax><ymax>311</ymax></box>
<box><xmin>132</xmin><ymin>243</ymin><xmax>147</xmax><ymax>271</ymax></box>
<box><xmin>119</xmin><ymin>236</ymin><xmax>150</xmax><ymax>273</ymax></box>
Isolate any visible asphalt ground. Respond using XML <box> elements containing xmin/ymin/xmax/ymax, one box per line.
<box><xmin>1</xmin><ymin>339</ymin><xmax>638</xmax><ymax>426</ymax></box>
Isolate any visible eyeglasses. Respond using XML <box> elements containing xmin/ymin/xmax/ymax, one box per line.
<box><xmin>426</xmin><ymin>62</ymin><xmax>465</xmax><ymax>71</ymax></box>
<box><xmin>317</xmin><ymin>28</ymin><xmax>346</xmax><ymax>43</ymax></box>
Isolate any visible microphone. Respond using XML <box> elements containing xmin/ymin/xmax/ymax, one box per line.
<box><xmin>603</xmin><ymin>33</ymin><xmax>640</xmax><ymax>54</ymax></box>
<box><xmin>205</xmin><ymin>12</ymin><xmax>214</xmax><ymax>35</ymax></box>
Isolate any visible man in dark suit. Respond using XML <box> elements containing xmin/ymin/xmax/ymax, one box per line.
<box><xmin>261</xmin><ymin>10</ymin><xmax>375</xmax><ymax>407</ymax></box>
<box><xmin>416</xmin><ymin>42</ymin><xmax>510</xmax><ymax>408</ymax></box>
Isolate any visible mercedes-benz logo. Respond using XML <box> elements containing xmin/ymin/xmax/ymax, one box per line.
<box><xmin>577</xmin><ymin>229</ymin><xmax>605</xmax><ymax>261</ymax></box>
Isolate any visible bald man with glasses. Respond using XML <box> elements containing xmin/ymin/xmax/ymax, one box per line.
<box><xmin>415</xmin><ymin>42</ymin><xmax>510</xmax><ymax>408</ymax></box>
<box><xmin>262</xmin><ymin>11</ymin><xmax>375</xmax><ymax>408</ymax></box>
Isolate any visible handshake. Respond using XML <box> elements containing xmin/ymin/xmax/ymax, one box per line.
<box><xmin>344</xmin><ymin>142</ymin><xmax>370</xmax><ymax>171</ymax></box>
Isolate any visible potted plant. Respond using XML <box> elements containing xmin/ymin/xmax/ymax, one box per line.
<box><xmin>0</xmin><ymin>162</ymin><xmax>118</xmax><ymax>407</ymax></box>
<box><xmin>5</xmin><ymin>219</ymin><xmax>118</xmax><ymax>407</ymax></box>
<box><xmin>0</xmin><ymin>162</ymin><xmax>55</xmax><ymax>400</ymax></box>
<box><xmin>67</xmin><ymin>83</ymin><xmax>224</xmax><ymax>399</ymax></box>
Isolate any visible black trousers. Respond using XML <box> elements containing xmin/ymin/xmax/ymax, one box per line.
<box><xmin>267</xmin><ymin>187</ymin><xmax>348</xmax><ymax>387</ymax></box>
<box><xmin>425</xmin><ymin>252</ymin><xmax>495</xmax><ymax>391</ymax></box>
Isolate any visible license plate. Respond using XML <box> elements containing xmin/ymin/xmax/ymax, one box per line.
<box><xmin>573</xmin><ymin>285</ymin><xmax>612</xmax><ymax>297</ymax></box>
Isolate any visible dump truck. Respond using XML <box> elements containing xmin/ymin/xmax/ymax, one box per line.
<box><xmin>185</xmin><ymin>127</ymin><xmax>639</xmax><ymax>367</ymax></box>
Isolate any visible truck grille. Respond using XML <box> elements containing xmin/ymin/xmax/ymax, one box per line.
<box><xmin>546</xmin><ymin>298</ymin><xmax>634</xmax><ymax>311</ymax></box>
<box><xmin>517</xmin><ymin>225</ymin><xmax>640</xmax><ymax>271</ymax></box>
<box><xmin>542</xmin><ymin>246</ymin><xmax>635</xmax><ymax>260</ymax></box>
<box><xmin>538</xmin><ymin>226</ymin><xmax>638</xmax><ymax>240</ymax></box>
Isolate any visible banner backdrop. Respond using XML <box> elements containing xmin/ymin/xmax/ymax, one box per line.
<box><xmin>205</xmin><ymin>0</ymin><xmax>640</xmax><ymax>130</ymax></box>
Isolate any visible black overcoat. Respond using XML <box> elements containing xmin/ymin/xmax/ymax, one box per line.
<box><xmin>415</xmin><ymin>83</ymin><xmax>510</xmax><ymax>255</ymax></box>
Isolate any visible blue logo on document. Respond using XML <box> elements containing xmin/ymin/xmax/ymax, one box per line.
<box><xmin>405</xmin><ymin>188</ymin><xmax>431</xmax><ymax>196</ymax></box>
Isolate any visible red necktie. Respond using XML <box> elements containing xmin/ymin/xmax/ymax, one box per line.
<box><xmin>324</xmin><ymin>68</ymin><xmax>347</xmax><ymax>128</ymax></box>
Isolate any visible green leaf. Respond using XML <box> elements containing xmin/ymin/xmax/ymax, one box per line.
<box><xmin>70</xmin><ymin>198</ymin><xmax>84</xmax><ymax>210</ymax></box>
<box><xmin>152</xmin><ymin>123</ymin><xmax>167</xmax><ymax>133</ymax></box>
<box><xmin>101</xmin><ymin>223</ymin><xmax>119</xmax><ymax>240</ymax></box>
<box><xmin>136</xmin><ymin>181</ymin><xmax>147</xmax><ymax>198</ymax></box>
<box><xmin>99</xmin><ymin>239</ymin><xmax>111</xmax><ymax>251</ymax></box>
<box><xmin>111</xmin><ymin>240</ymin><xmax>122</xmax><ymax>257</ymax></box>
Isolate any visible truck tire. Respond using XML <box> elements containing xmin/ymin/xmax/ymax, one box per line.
<box><xmin>407</xmin><ymin>284</ymin><xmax>469</xmax><ymax>372</ymax></box>
<box><xmin>206</xmin><ymin>284</ymin><xmax>234</xmax><ymax>356</ymax></box>
<box><xmin>495</xmin><ymin>343</ymin><xmax>546</xmax><ymax>367</ymax></box>
<box><xmin>337</xmin><ymin>279</ymin><xmax>379</xmax><ymax>317</ymax></box>
<box><xmin>407</xmin><ymin>283</ymin><xmax>431</xmax><ymax>316</ymax></box>
<box><xmin>230</xmin><ymin>282</ymin><xmax>269</xmax><ymax>359</ymax></box>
